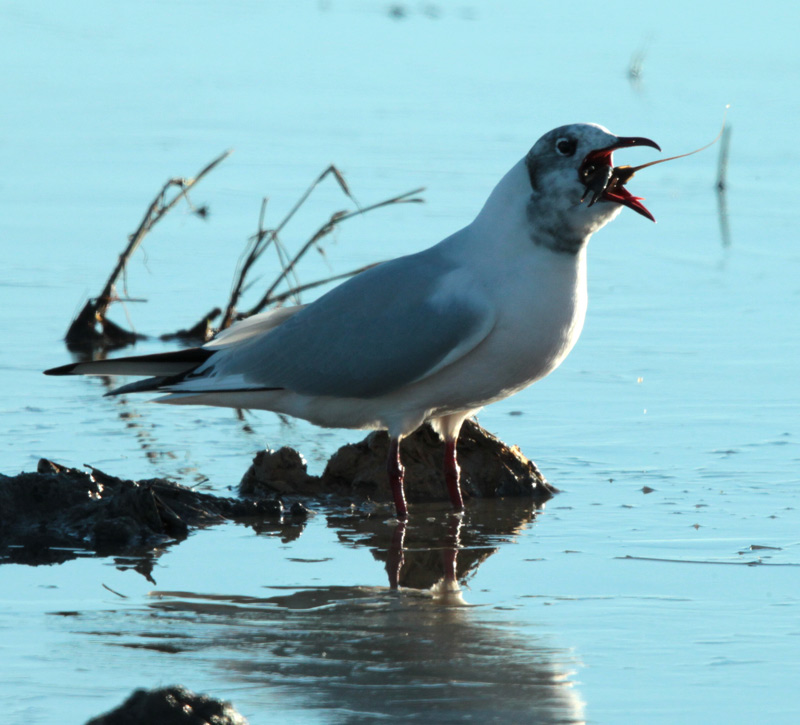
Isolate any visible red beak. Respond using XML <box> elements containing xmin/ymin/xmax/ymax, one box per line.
<box><xmin>580</xmin><ymin>136</ymin><xmax>661</xmax><ymax>222</ymax></box>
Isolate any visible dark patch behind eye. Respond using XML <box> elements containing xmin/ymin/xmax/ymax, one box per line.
<box><xmin>556</xmin><ymin>138</ymin><xmax>576</xmax><ymax>156</ymax></box>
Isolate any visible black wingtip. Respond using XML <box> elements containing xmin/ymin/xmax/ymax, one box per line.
<box><xmin>104</xmin><ymin>376</ymin><xmax>173</xmax><ymax>397</ymax></box>
<box><xmin>44</xmin><ymin>348</ymin><xmax>215</xmax><ymax>378</ymax></box>
<box><xmin>44</xmin><ymin>362</ymin><xmax>80</xmax><ymax>376</ymax></box>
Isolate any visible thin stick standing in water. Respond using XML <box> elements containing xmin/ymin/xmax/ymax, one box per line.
<box><xmin>221</xmin><ymin>165</ymin><xmax>358</xmax><ymax>329</ymax></box>
<box><xmin>610</xmin><ymin>107</ymin><xmax>730</xmax><ymax>189</ymax></box>
<box><xmin>716</xmin><ymin>124</ymin><xmax>731</xmax><ymax>192</ymax></box>
<box><xmin>247</xmin><ymin>188</ymin><xmax>424</xmax><ymax>316</ymax></box>
<box><xmin>716</xmin><ymin>125</ymin><xmax>732</xmax><ymax>246</ymax></box>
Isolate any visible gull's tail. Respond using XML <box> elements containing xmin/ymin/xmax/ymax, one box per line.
<box><xmin>44</xmin><ymin>348</ymin><xmax>214</xmax><ymax>396</ymax></box>
<box><xmin>44</xmin><ymin>305</ymin><xmax>303</xmax><ymax>398</ymax></box>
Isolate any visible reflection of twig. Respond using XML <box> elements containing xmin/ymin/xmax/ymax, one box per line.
<box><xmin>716</xmin><ymin>126</ymin><xmax>732</xmax><ymax>246</ymax></box>
<box><xmin>221</xmin><ymin>166</ymin><xmax>424</xmax><ymax>327</ymax></box>
<box><xmin>65</xmin><ymin>150</ymin><xmax>232</xmax><ymax>349</ymax></box>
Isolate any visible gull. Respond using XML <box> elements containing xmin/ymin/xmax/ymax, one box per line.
<box><xmin>46</xmin><ymin>123</ymin><xmax>660</xmax><ymax>520</ymax></box>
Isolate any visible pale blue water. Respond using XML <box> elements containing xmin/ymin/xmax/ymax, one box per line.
<box><xmin>1</xmin><ymin>1</ymin><xmax>799</xmax><ymax>723</ymax></box>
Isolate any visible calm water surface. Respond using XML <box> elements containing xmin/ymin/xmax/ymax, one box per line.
<box><xmin>1</xmin><ymin>2</ymin><xmax>799</xmax><ymax>723</ymax></box>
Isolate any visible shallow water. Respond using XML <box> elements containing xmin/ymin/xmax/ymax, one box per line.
<box><xmin>2</xmin><ymin>1</ymin><xmax>799</xmax><ymax>723</ymax></box>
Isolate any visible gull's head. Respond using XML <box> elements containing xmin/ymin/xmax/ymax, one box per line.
<box><xmin>524</xmin><ymin>123</ymin><xmax>660</xmax><ymax>250</ymax></box>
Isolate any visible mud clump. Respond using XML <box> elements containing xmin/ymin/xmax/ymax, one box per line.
<box><xmin>241</xmin><ymin>419</ymin><xmax>556</xmax><ymax>506</ymax></box>
<box><xmin>240</xmin><ymin>445</ymin><xmax>320</xmax><ymax>497</ymax></box>
<box><xmin>85</xmin><ymin>685</ymin><xmax>248</xmax><ymax>725</ymax></box>
<box><xmin>0</xmin><ymin>459</ymin><xmax>287</xmax><ymax>565</ymax></box>
<box><xmin>2</xmin><ymin>420</ymin><xmax>552</xmax><ymax>566</ymax></box>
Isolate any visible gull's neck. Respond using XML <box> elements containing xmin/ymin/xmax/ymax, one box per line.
<box><xmin>461</xmin><ymin>159</ymin><xmax>590</xmax><ymax>258</ymax></box>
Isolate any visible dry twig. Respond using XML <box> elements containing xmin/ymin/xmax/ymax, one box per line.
<box><xmin>65</xmin><ymin>150</ymin><xmax>232</xmax><ymax>350</ymax></box>
<box><xmin>221</xmin><ymin>165</ymin><xmax>424</xmax><ymax>328</ymax></box>
<box><xmin>61</xmin><ymin>155</ymin><xmax>424</xmax><ymax>353</ymax></box>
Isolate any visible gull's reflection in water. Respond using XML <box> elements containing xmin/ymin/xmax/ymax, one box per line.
<box><xmin>330</xmin><ymin>501</ymin><xmax>534</xmax><ymax>603</ymax></box>
<box><xmin>148</xmin><ymin>501</ymin><xmax>586</xmax><ymax>724</ymax></box>
<box><xmin>387</xmin><ymin>517</ymin><xmax>465</xmax><ymax>603</ymax></box>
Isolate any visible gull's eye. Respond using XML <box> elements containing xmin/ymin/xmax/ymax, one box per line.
<box><xmin>555</xmin><ymin>137</ymin><xmax>577</xmax><ymax>157</ymax></box>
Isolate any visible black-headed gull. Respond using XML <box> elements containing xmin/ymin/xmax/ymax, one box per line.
<box><xmin>47</xmin><ymin>123</ymin><xmax>660</xmax><ymax>519</ymax></box>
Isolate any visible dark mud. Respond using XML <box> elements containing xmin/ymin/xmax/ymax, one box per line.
<box><xmin>85</xmin><ymin>685</ymin><xmax>248</xmax><ymax>725</ymax></box>
<box><xmin>1</xmin><ymin>420</ymin><xmax>553</xmax><ymax>567</ymax></box>
<box><xmin>0</xmin><ymin>459</ymin><xmax>302</xmax><ymax>567</ymax></box>
<box><xmin>242</xmin><ymin>418</ymin><xmax>555</xmax><ymax>503</ymax></box>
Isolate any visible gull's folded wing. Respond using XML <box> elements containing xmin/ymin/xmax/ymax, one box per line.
<box><xmin>169</xmin><ymin>250</ymin><xmax>496</xmax><ymax>399</ymax></box>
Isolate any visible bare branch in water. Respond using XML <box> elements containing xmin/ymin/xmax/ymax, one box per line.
<box><xmin>716</xmin><ymin>125</ymin><xmax>732</xmax><ymax>247</ymax></box>
<box><xmin>61</xmin><ymin>155</ymin><xmax>424</xmax><ymax>353</ymax></box>
<box><xmin>220</xmin><ymin>197</ymin><xmax>273</xmax><ymax>330</ymax></box>
<box><xmin>160</xmin><ymin>308</ymin><xmax>222</xmax><ymax>343</ymax></box>
<box><xmin>65</xmin><ymin>150</ymin><xmax>232</xmax><ymax>350</ymax></box>
<box><xmin>265</xmin><ymin>262</ymin><xmax>380</xmax><ymax>308</ymax></box>
<box><xmin>716</xmin><ymin>125</ymin><xmax>731</xmax><ymax>192</ymax></box>
<box><xmin>221</xmin><ymin>165</ymin><xmax>424</xmax><ymax>326</ymax></box>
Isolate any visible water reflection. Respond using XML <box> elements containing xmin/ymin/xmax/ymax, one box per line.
<box><xmin>329</xmin><ymin>500</ymin><xmax>540</xmax><ymax>594</ymax></box>
<box><xmin>141</xmin><ymin>502</ymin><xmax>586</xmax><ymax>723</ymax></box>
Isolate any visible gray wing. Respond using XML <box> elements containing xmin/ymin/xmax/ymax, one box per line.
<box><xmin>185</xmin><ymin>249</ymin><xmax>496</xmax><ymax>399</ymax></box>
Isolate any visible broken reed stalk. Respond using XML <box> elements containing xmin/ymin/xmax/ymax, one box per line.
<box><xmin>716</xmin><ymin>125</ymin><xmax>732</xmax><ymax>246</ymax></box>
<box><xmin>220</xmin><ymin>198</ymin><xmax>271</xmax><ymax>330</ymax></box>
<box><xmin>264</xmin><ymin>262</ymin><xmax>380</xmax><ymax>307</ymax></box>
<box><xmin>716</xmin><ymin>125</ymin><xmax>731</xmax><ymax>192</ymax></box>
<box><xmin>239</xmin><ymin>186</ymin><xmax>425</xmax><ymax>321</ymax></box>
<box><xmin>221</xmin><ymin>165</ymin><xmax>360</xmax><ymax>328</ymax></box>
<box><xmin>220</xmin><ymin>164</ymin><xmax>424</xmax><ymax>328</ymax></box>
<box><xmin>65</xmin><ymin>149</ymin><xmax>232</xmax><ymax>348</ymax></box>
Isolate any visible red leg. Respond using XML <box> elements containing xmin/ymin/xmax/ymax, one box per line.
<box><xmin>443</xmin><ymin>437</ymin><xmax>465</xmax><ymax>512</ymax></box>
<box><xmin>387</xmin><ymin>437</ymin><xmax>408</xmax><ymax>520</ymax></box>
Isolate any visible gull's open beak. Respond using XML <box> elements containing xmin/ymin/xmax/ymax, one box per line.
<box><xmin>579</xmin><ymin>136</ymin><xmax>661</xmax><ymax>222</ymax></box>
